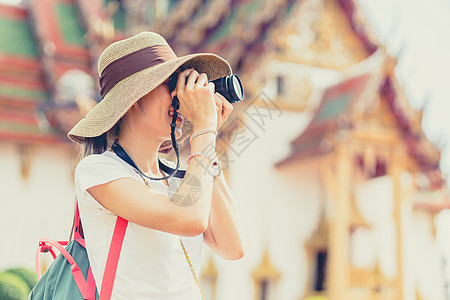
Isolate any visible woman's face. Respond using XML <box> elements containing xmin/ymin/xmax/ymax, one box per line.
<box><xmin>125</xmin><ymin>78</ymin><xmax>183</xmax><ymax>141</ymax></box>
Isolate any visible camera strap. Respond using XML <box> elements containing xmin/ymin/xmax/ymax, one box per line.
<box><xmin>111</xmin><ymin>140</ymin><xmax>186</xmax><ymax>179</ymax></box>
<box><xmin>110</xmin><ymin>95</ymin><xmax>187</xmax><ymax>180</ymax></box>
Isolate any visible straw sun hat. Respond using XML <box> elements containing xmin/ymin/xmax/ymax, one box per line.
<box><xmin>68</xmin><ymin>31</ymin><xmax>232</xmax><ymax>151</ymax></box>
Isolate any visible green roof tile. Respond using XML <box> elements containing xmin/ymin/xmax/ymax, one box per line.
<box><xmin>207</xmin><ymin>0</ymin><xmax>265</xmax><ymax>45</ymax></box>
<box><xmin>104</xmin><ymin>0</ymin><xmax>126</xmax><ymax>31</ymax></box>
<box><xmin>0</xmin><ymin>120</ymin><xmax>55</xmax><ymax>135</ymax></box>
<box><xmin>316</xmin><ymin>94</ymin><xmax>352</xmax><ymax>122</ymax></box>
<box><xmin>0</xmin><ymin>17</ymin><xmax>38</xmax><ymax>57</ymax></box>
<box><xmin>0</xmin><ymin>84</ymin><xmax>49</xmax><ymax>102</ymax></box>
<box><xmin>55</xmin><ymin>2</ymin><xmax>86</xmax><ymax>46</ymax></box>
<box><xmin>284</xmin><ymin>1</ymin><xmax>296</xmax><ymax>18</ymax></box>
<box><xmin>112</xmin><ymin>9</ymin><xmax>126</xmax><ymax>31</ymax></box>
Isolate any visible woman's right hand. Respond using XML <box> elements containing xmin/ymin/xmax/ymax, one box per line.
<box><xmin>171</xmin><ymin>68</ymin><xmax>217</xmax><ymax>130</ymax></box>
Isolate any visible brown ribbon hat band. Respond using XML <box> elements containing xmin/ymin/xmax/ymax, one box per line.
<box><xmin>99</xmin><ymin>45</ymin><xmax>177</xmax><ymax>98</ymax></box>
<box><xmin>68</xmin><ymin>32</ymin><xmax>232</xmax><ymax>151</ymax></box>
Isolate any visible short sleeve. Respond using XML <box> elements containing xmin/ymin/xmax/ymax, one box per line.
<box><xmin>75</xmin><ymin>153</ymin><xmax>135</xmax><ymax>197</ymax></box>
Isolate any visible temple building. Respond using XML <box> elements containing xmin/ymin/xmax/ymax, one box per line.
<box><xmin>0</xmin><ymin>0</ymin><xmax>448</xmax><ymax>299</ymax></box>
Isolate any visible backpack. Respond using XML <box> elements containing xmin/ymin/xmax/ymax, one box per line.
<box><xmin>29</xmin><ymin>202</ymin><xmax>128</xmax><ymax>300</ymax></box>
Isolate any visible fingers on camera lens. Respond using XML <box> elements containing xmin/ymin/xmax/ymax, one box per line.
<box><xmin>185</xmin><ymin>69</ymin><xmax>199</xmax><ymax>87</ymax></box>
<box><xmin>196</xmin><ymin>73</ymin><xmax>208</xmax><ymax>87</ymax></box>
<box><xmin>207</xmin><ymin>82</ymin><xmax>215</xmax><ymax>93</ymax></box>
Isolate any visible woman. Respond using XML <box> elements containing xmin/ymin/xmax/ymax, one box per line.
<box><xmin>68</xmin><ymin>32</ymin><xmax>246</xmax><ymax>299</ymax></box>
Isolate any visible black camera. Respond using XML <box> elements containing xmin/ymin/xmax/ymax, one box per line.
<box><xmin>168</xmin><ymin>72</ymin><xmax>244</xmax><ymax>106</ymax></box>
<box><xmin>163</xmin><ymin>71</ymin><xmax>244</xmax><ymax>178</ymax></box>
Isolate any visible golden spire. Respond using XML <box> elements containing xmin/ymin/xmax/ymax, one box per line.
<box><xmin>252</xmin><ymin>248</ymin><xmax>281</xmax><ymax>281</ymax></box>
<box><xmin>201</xmin><ymin>254</ymin><xmax>218</xmax><ymax>279</ymax></box>
<box><xmin>350</xmin><ymin>193</ymin><xmax>370</xmax><ymax>232</ymax></box>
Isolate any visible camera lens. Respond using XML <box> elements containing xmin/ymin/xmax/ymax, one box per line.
<box><xmin>231</xmin><ymin>75</ymin><xmax>244</xmax><ymax>102</ymax></box>
<box><xmin>211</xmin><ymin>75</ymin><xmax>244</xmax><ymax>104</ymax></box>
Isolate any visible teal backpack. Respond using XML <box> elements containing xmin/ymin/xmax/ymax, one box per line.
<box><xmin>29</xmin><ymin>203</ymin><xmax>128</xmax><ymax>300</ymax></box>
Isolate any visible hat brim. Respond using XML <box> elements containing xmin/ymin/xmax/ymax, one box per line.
<box><xmin>68</xmin><ymin>53</ymin><xmax>232</xmax><ymax>151</ymax></box>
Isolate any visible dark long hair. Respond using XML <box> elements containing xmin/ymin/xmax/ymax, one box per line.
<box><xmin>68</xmin><ymin>97</ymin><xmax>170</xmax><ymax>240</ymax></box>
<box><xmin>68</xmin><ymin>133</ymin><xmax>108</xmax><ymax>240</ymax></box>
<box><xmin>68</xmin><ymin>118</ymin><xmax>120</xmax><ymax>240</ymax></box>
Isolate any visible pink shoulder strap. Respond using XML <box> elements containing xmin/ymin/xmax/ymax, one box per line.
<box><xmin>35</xmin><ymin>201</ymin><xmax>128</xmax><ymax>299</ymax></box>
<box><xmin>99</xmin><ymin>215</ymin><xmax>128</xmax><ymax>300</ymax></box>
<box><xmin>76</xmin><ymin>201</ymin><xmax>129</xmax><ymax>300</ymax></box>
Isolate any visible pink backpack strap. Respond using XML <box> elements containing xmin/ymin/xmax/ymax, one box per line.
<box><xmin>99</xmin><ymin>216</ymin><xmax>128</xmax><ymax>300</ymax></box>
<box><xmin>85</xmin><ymin>266</ymin><xmax>96</xmax><ymax>300</ymax></box>
<box><xmin>76</xmin><ymin>201</ymin><xmax>129</xmax><ymax>299</ymax></box>
<box><xmin>75</xmin><ymin>201</ymin><xmax>96</xmax><ymax>299</ymax></box>
<box><xmin>74</xmin><ymin>202</ymin><xmax>84</xmax><ymax>242</ymax></box>
<box><xmin>35</xmin><ymin>240</ymin><xmax>69</xmax><ymax>280</ymax></box>
<box><xmin>36</xmin><ymin>201</ymin><xmax>128</xmax><ymax>299</ymax></box>
<box><xmin>38</xmin><ymin>238</ymin><xmax>92</xmax><ymax>298</ymax></box>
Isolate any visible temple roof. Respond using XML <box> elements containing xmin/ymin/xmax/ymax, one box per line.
<box><xmin>160</xmin><ymin>0</ymin><xmax>378</xmax><ymax>74</ymax></box>
<box><xmin>275</xmin><ymin>69</ymin><xmax>441</xmax><ymax>173</ymax></box>
<box><xmin>0</xmin><ymin>0</ymin><xmax>413</xmax><ymax>144</ymax></box>
<box><xmin>275</xmin><ymin>71</ymin><xmax>371</xmax><ymax>163</ymax></box>
<box><xmin>0</xmin><ymin>4</ymin><xmax>58</xmax><ymax>143</ymax></box>
<box><xmin>337</xmin><ymin>0</ymin><xmax>377</xmax><ymax>55</ymax></box>
<box><xmin>0</xmin><ymin>0</ymin><xmax>91</xmax><ymax>144</ymax></box>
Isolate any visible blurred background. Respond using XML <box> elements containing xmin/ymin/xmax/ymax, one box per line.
<box><xmin>0</xmin><ymin>0</ymin><xmax>449</xmax><ymax>299</ymax></box>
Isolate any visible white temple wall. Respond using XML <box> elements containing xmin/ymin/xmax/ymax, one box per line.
<box><xmin>412</xmin><ymin>210</ymin><xmax>446</xmax><ymax>300</ymax></box>
<box><xmin>0</xmin><ymin>142</ymin><xmax>76</xmax><ymax>271</ymax></box>
<box><xmin>210</xmin><ymin>111</ymin><xmax>321</xmax><ymax>300</ymax></box>
<box><xmin>354</xmin><ymin>175</ymin><xmax>446</xmax><ymax>300</ymax></box>
<box><xmin>1</xmin><ymin>110</ymin><xmax>446</xmax><ymax>300</ymax></box>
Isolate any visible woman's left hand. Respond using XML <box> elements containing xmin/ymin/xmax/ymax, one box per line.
<box><xmin>214</xmin><ymin>93</ymin><xmax>233</xmax><ymax>130</ymax></box>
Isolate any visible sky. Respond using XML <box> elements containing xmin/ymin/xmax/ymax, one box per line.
<box><xmin>358</xmin><ymin>0</ymin><xmax>450</xmax><ymax>181</ymax></box>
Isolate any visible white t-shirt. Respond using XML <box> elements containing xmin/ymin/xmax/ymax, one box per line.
<box><xmin>75</xmin><ymin>151</ymin><xmax>204</xmax><ymax>300</ymax></box>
